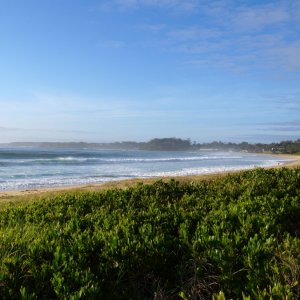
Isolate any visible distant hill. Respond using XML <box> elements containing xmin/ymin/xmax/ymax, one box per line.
<box><xmin>1</xmin><ymin>138</ymin><xmax>300</xmax><ymax>154</ymax></box>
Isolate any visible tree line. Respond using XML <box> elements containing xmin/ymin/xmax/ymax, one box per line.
<box><xmin>2</xmin><ymin>138</ymin><xmax>300</xmax><ymax>153</ymax></box>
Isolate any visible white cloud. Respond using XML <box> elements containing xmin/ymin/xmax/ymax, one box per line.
<box><xmin>231</xmin><ymin>5</ymin><xmax>290</xmax><ymax>32</ymax></box>
<box><xmin>98</xmin><ymin>40</ymin><xmax>126</xmax><ymax>49</ymax></box>
<box><xmin>103</xmin><ymin>0</ymin><xmax>199</xmax><ymax>12</ymax></box>
<box><xmin>138</xmin><ymin>23</ymin><xmax>166</xmax><ymax>33</ymax></box>
<box><xmin>272</xmin><ymin>94</ymin><xmax>300</xmax><ymax>111</ymax></box>
<box><xmin>168</xmin><ymin>28</ymin><xmax>221</xmax><ymax>40</ymax></box>
<box><xmin>256</xmin><ymin>119</ymin><xmax>300</xmax><ymax>135</ymax></box>
<box><xmin>0</xmin><ymin>126</ymin><xmax>19</xmax><ymax>131</ymax></box>
<box><xmin>114</xmin><ymin>0</ymin><xmax>138</xmax><ymax>10</ymax></box>
<box><xmin>92</xmin><ymin>0</ymin><xmax>300</xmax><ymax>74</ymax></box>
<box><xmin>135</xmin><ymin>1</ymin><xmax>300</xmax><ymax>74</ymax></box>
<box><xmin>267</xmin><ymin>41</ymin><xmax>300</xmax><ymax>71</ymax></box>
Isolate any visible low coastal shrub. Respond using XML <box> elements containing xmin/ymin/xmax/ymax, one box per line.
<box><xmin>0</xmin><ymin>168</ymin><xmax>299</xmax><ymax>299</ymax></box>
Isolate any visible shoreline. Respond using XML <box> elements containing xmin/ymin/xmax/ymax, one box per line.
<box><xmin>1</xmin><ymin>153</ymin><xmax>300</xmax><ymax>200</ymax></box>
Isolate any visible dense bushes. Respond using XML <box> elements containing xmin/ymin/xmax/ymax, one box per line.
<box><xmin>0</xmin><ymin>168</ymin><xmax>300</xmax><ymax>299</ymax></box>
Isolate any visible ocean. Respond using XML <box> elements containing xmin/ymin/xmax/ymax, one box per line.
<box><xmin>0</xmin><ymin>147</ymin><xmax>292</xmax><ymax>191</ymax></box>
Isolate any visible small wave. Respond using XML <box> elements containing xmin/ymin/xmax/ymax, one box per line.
<box><xmin>23</xmin><ymin>156</ymin><xmax>241</xmax><ymax>163</ymax></box>
<box><xmin>99</xmin><ymin>156</ymin><xmax>243</xmax><ymax>163</ymax></box>
<box><xmin>55</xmin><ymin>157</ymin><xmax>95</xmax><ymax>162</ymax></box>
<box><xmin>0</xmin><ymin>176</ymin><xmax>118</xmax><ymax>191</ymax></box>
<box><xmin>260</xmin><ymin>159</ymin><xmax>294</xmax><ymax>167</ymax></box>
<box><xmin>0</xmin><ymin>155</ymin><xmax>244</xmax><ymax>165</ymax></box>
<box><xmin>0</xmin><ymin>150</ymin><xmax>293</xmax><ymax>191</ymax></box>
<box><xmin>35</xmin><ymin>156</ymin><xmax>97</xmax><ymax>162</ymax></box>
<box><xmin>0</xmin><ymin>157</ymin><xmax>99</xmax><ymax>164</ymax></box>
<box><xmin>136</xmin><ymin>165</ymin><xmax>257</xmax><ymax>178</ymax></box>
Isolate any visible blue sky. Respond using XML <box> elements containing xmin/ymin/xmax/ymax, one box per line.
<box><xmin>0</xmin><ymin>0</ymin><xmax>300</xmax><ymax>143</ymax></box>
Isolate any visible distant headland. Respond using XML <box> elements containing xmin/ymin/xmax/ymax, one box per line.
<box><xmin>1</xmin><ymin>138</ymin><xmax>300</xmax><ymax>154</ymax></box>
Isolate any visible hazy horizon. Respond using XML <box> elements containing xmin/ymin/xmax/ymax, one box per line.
<box><xmin>1</xmin><ymin>137</ymin><xmax>299</xmax><ymax>146</ymax></box>
<box><xmin>1</xmin><ymin>1</ymin><xmax>299</xmax><ymax>144</ymax></box>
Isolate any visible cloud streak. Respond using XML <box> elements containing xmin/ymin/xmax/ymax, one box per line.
<box><xmin>0</xmin><ymin>126</ymin><xmax>19</xmax><ymax>131</ymax></box>
<box><xmin>102</xmin><ymin>0</ymin><xmax>199</xmax><ymax>13</ymax></box>
<box><xmin>91</xmin><ymin>1</ymin><xmax>300</xmax><ymax>75</ymax></box>
<box><xmin>229</xmin><ymin>4</ymin><xmax>290</xmax><ymax>32</ymax></box>
<box><xmin>106</xmin><ymin>0</ymin><xmax>300</xmax><ymax>75</ymax></box>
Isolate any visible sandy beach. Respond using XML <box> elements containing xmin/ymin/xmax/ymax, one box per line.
<box><xmin>0</xmin><ymin>153</ymin><xmax>299</xmax><ymax>204</ymax></box>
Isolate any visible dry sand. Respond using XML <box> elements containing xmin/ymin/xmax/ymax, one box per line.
<box><xmin>1</xmin><ymin>154</ymin><xmax>299</xmax><ymax>204</ymax></box>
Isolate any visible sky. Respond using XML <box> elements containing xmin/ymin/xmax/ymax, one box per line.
<box><xmin>0</xmin><ymin>0</ymin><xmax>300</xmax><ymax>143</ymax></box>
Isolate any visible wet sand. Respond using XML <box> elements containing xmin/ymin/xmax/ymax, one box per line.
<box><xmin>1</xmin><ymin>154</ymin><xmax>299</xmax><ymax>202</ymax></box>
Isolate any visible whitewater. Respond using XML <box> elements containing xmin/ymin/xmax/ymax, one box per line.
<box><xmin>0</xmin><ymin>147</ymin><xmax>292</xmax><ymax>191</ymax></box>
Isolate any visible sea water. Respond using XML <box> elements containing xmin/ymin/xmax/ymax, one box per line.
<box><xmin>0</xmin><ymin>147</ymin><xmax>292</xmax><ymax>191</ymax></box>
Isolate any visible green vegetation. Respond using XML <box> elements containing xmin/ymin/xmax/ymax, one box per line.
<box><xmin>0</xmin><ymin>168</ymin><xmax>300</xmax><ymax>299</ymax></box>
<box><xmin>140</xmin><ymin>138</ymin><xmax>192</xmax><ymax>151</ymax></box>
<box><xmin>196</xmin><ymin>139</ymin><xmax>300</xmax><ymax>154</ymax></box>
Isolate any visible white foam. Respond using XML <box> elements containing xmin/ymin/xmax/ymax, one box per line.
<box><xmin>99</xmin><ymin>155</ymin><xmax>243</xmax><ymax>163</ymax></box>
<box><xmin>1</xmin><ymin>155</ymin><xmax>245</xmax><ymax>165</ymax></box>
<box><xmin>0</xmin><ymin>176</ymin><xmax>117</xmax><ymax>191</ymax></box>
<box><xmin>136</xmin><ymin>165</ymin><xmax>255</xmax><ymax>178</ymax></box>
<box><xmin>0</xmin><ymin>150</ymin><xmax>293</xmax><ymax>191</ymax></box>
